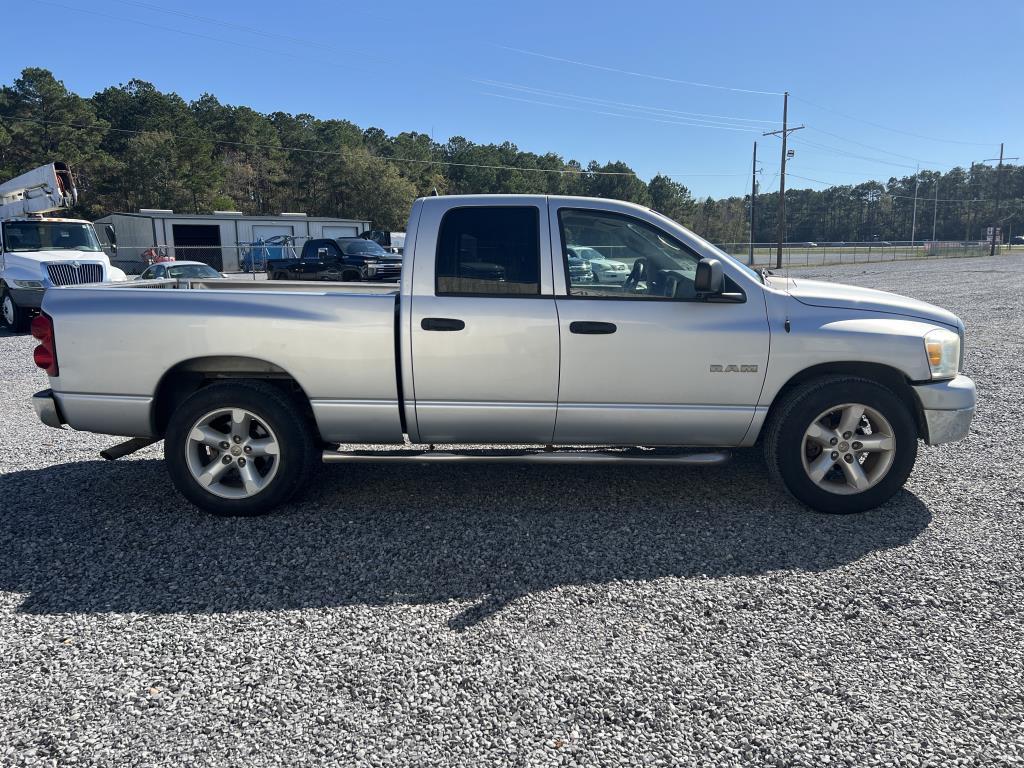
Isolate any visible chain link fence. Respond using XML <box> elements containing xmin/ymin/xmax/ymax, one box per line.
<box><xmin>109</xmin><ymin>239</ymin><xmax>300</xmax><ymax>276</ymax></box>
<box><xmin>715</xmin><ymin>240</ymin><xmax>1002</xmax><ymax>269</ymax></box>
<box><xmin>106</xmin><ymin>239</ymin><xmax>1010</xmax><ymax>277</ymax></box>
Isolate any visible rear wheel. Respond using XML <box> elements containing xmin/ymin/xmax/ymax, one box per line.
<box><xmin>164</xmin><ymin>381</ymin><xmax>318</xmax><ymax>516</ymax></box>
<box><xmin>764</xmin><ymin>376</ymin><xmax>918</xmax><ymax>513</ymax></box>
<box><xmin>1</xmin><ymin>289</ymin><xmax>31</xmax><ymax>333</ymax></box>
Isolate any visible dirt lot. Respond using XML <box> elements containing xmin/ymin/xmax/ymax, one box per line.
<box><xmin>1</xmin><ymin>254</ymin><xmax>1021</xmax><ymax>767</ymax></box>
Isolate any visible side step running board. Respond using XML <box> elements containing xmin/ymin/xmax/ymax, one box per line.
<box><xmin>322</xmin><ymin>449</ymin><xmax>730</xmax><ymax>466</ymax></box>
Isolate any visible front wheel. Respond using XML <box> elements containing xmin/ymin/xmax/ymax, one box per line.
<box><xmin>164</xmin><ymin>381</ymin><xmax>319</xmax><ymax>516</ymax></box>
<box><xmin>764</xmin><ymin>376</ymin><xmax>918</xmax><ymax>513</ymax></box>
<box><xmin>1</xmin><ymin>289</ymin><xmax>31</xmax><ymax>332</ymax></box>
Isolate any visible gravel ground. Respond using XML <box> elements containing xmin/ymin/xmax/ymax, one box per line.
<box><xmin>1</xmin><ymin>253</ymin><xmax>1022</xmax><ymax>767</ymax></box>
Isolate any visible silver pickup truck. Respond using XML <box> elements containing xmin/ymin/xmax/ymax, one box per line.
<box><xmin>30</xmin><ymin>195</ymin><xmax>976</xmax><ymax>516</ymax></box>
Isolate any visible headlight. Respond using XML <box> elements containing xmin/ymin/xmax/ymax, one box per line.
<box><xmin>12</xmin><ymin>280</ymin><xmax>44</xmax><ymax>289</ymax></box>
<box><xmin>924</xmin><ymin>328</ymin><xmax>960</xmax><ymax>380</ymax></box>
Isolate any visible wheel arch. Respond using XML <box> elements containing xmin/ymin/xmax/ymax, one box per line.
<box><xmin>152</xmin><ymin>356</ymin><xmax>318</xmax><ymax>439</ymax></box>
<box><xmin>761</xmin><ymin>361</ymin><xmax>926</xmax><ymax>441</ymax></box>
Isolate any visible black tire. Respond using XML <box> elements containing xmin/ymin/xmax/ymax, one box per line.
<box><xmin>342</xmin><ymin>270</ymin><xmax>362</xmax><ymax>282</ymax></box>
<box><xmin>164</xmin><ymin>381</ymin><xmax>319</xmax><ymax>516</ymax></box>
<box><xmin>764</xmin><ymin>376</ymin><xmax>918</xmax><ymax>514</ymax></box>
<box><xmin>1</xmin><ymin>288</ymin><xmax>31</xmax><ymax>333</ymax></box>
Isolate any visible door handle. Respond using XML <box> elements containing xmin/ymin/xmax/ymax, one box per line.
<box><xmin>421</xmin><ymin>317</ymin><xmax>466</xmax><ymax>331</ymax></box>
<box><xmin>569</xmin><ymin>321</ymin><xmax>617</xmax><ymax>335</ymax></box>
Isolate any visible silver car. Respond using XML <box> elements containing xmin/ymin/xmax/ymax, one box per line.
<box><xmin>568</xmin><ymin>245</ymin><xmax>629</xmax><ymax>285</ymax></box>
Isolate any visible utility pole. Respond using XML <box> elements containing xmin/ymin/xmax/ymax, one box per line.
<box><xmin>931</xmin><ymin>177</ymin><xmax>939</xmax><ymax>243</ymax></box>
<box><xmin>749</xmin><ymin>141</ymin><xmax>757</xmax><ymax>266</ymax></box>
<box><xmin>763</xmin><ymin>92</ymin><xmax>804</xmax><ymax>270</ymax></box>
<box><xmin>910</xmin><ymin>165</ymin><xmax>920</xmax><ymax>244</ymax></box>
<box><xmin>991</xmin><ymin>144</ymin><xmax>1004</xmax><ymax>256</ymax></box>
<box><xmin>965</xmin><ymin>162</ymin><xmax>975</xmax><ymax>241</ymax></box>
<box><xmin>981</xmin><ymin>143</ymin><xmax>1020</xmax><ymax>256</ymax></box>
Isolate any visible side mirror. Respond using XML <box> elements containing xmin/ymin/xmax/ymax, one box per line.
<box><xmin>694</xmin><ymin>258</ymin><xmax>723</xmax><ymax>295</ymax></box>
<box><xmin>317</xmin><ymin>247</ymin><xmax>328</xmax><ymax>259</ymax></box>
<box><xmin>104</xmin><ymin>224</ymin><xmax>117</xmax><ymax>254</ymax></box>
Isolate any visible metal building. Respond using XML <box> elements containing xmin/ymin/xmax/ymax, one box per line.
<box><xmin>94</xmin><ymin>209</ymin><xmax>373</xmax><ymax>273</ymax></box>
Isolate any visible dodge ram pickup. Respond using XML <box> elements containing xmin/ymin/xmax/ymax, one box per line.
<box><xmin>30</xmin><ymin>195</ymin><xmax>976</xmax><ymax>517</ymax></box>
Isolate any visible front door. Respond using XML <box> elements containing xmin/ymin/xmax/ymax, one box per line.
<box><xmin>550</xmin><ymin>205</ymin><xmax>769</xmax><ymax>446</ymax></box>
<box><xmin>409</xmin><ymin>202</ymin><xmax>559</xmax><ymax>444</ymax></box>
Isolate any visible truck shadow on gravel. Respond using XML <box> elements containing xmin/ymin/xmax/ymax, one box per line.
<box><xmin>0</xmin><ymin>452</ymin><xmax>931</xmax><ymax>628</ymax></box>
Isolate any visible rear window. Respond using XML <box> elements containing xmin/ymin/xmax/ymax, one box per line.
<box><xmin>435</xmin><ymin>207</ymin><xmax>540</xmax><ymax>296</ymax></box>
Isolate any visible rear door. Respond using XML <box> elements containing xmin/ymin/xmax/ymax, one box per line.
<box><xmin>408</xmin><ymin>199</ymin><xmax>559</xmax><ymax>443</ymax></box>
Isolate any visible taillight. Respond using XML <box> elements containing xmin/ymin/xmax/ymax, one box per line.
<box><xmin>31</xmin><ymin>313</ymin><xmax>59</xmax><ymax>376</ymax></box>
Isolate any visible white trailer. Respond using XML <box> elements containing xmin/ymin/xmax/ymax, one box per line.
<box><xmin>1</xmin><ymin>162</ymin><xmax>125</xmax><ymax>331</ymax></box>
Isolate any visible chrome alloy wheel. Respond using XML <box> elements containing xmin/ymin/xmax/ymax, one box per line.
<box><xmin>801</xmin><ymin>402</ymin><xmax>896</xmax><ymax>495</ymax></box>
<box><xmin>185</xmin><ymin>408</ymin><xmax>281</xmax><ymax>499</ymax></box>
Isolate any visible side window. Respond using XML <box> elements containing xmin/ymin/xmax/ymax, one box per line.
<box><xmin>319</xmin><ymin>242</ymin><xmax>341</xmax><ymax>260</ymax></box>
<box><xmin>558</xmin><ymin>209</ymin><xmax>701</xmax><ymax>300</ymax></box>
<box><xmin>436</xmin><ymin>207</ymin><xmax>540</xmax><ymax>296</ymax></box>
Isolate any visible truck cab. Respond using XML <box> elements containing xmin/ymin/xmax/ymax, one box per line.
<box><xmin>0</xmin><ymin>163</ymin><xmax>124</xmax><ymax>331</ymax></box>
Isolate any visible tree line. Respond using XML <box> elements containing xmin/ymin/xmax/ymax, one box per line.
<box><xmin>1</xmin><ymin>68</ymin><xmax>1020</xmax><ymax>242</ymax></box>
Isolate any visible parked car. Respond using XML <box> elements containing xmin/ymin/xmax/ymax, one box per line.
<box><xmin>267</xmin><ymin>237</ymin><xmax>402</xmax><ymax>282</ymax></box>
<box><xmin>566</xmin><ymin>250</ymin><xmax>594</xmax><ymax>284</ymax></box>
<box><xmin>568</xmin><ymin>245</ymin><xmax>629</xmax><ymax>284</ymax></box>
<box><xmin>137</xmin><ymin>261</ymin><xmax>225</xmax><ymax>280</ymax></box>
<box><xmin>31</xmin><ymin>194</ymin><xmax>974</xmax><ymax>517</ymax></box>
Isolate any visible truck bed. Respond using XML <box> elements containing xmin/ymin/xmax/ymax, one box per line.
<box><xmin>42</xmin><ymin>278</ymin><xmax>405</xmax><ymax>443</ymax></box>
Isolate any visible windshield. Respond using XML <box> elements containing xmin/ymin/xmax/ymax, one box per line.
<box><xmin>571</xmin><ymin>246</ymin><xmax>604</xmax><ymax>261</ymax></box>
<box><xmin>2</xmin><ymin>221</ymin><xmax>103</xmax><ymax>252</ymax></box>
<box><xmin>166</xmin><ymin>264</ymin><xmax>222</xmax><ymax>279</ymax></box>
<box><xmin>341</xmin><ymin>239</ymin><xmax>388</xmax><ymax>256</ymax></box>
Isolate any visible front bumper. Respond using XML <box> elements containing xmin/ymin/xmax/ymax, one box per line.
<box><xmin>911</xmin><ymin>374</ymin><xmax>976</xmax><ymax>445</ymax></box>
<box><xmin>33</xmin><ymin>389</ymin><xmax>66</xmax><ymax>430</ymax></box>
<box><xmin>9</xmin><ymin>287</ymin><xmax>45</xmax><ymax>309</ymax></box>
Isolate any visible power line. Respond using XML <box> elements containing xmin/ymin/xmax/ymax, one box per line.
<box><xmin>497</xmin><ymin>45</ymin><xmax>784</xmax><ymax>96</ymax></box>
<box><xmin>480</xmin><ymin>92</ymin><xmax>762</xmax><ymax>133</ymax></box>
<box><xmin>789</xmin><ymin>137</ymin><xmax>926</xmax><ymax>171</ymax></box>
<box><xmin>475</xmin><ymin>80</ymin><xmax>778</xmax><ymax>125</ymax></box>
<box><xmin>805</xmin><ymin>127</ymin><xmax>943</xmax><ymax>165</ymax></box>
<box><xmin>786</xmin><ymin>173</ymin><xmax>831</xmax><ymax>186</ymax></box>
<box><xmin>33</xmin><ymin>0</ymin><xmax>392</xmax><ymax>76</ymax></box>
<box><xmin>0</xmin><ymin>115</ymin><xmax>641</xmax><ymax>177</ymax></box>
<box><xmin>791</xmin><ymin>94</ymin><xmax>997</xmax><ymax>148</ymax></box>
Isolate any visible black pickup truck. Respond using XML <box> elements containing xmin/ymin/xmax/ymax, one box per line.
<box><xmin>267</xmin><ymin>237</ymin><xmax>403</xmax><ymax>282</ymax></box>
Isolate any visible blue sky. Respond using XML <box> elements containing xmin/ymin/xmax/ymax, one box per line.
<box><xmin>3</xmin><ymin>0</ymin><xmax>1019</xmax><ymax>198</ymax></box>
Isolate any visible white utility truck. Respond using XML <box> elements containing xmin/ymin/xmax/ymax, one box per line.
<box><xmin>0</xmin><ymin>162</ymin><xmax>125</xmax><ymax>331</ymax></box>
